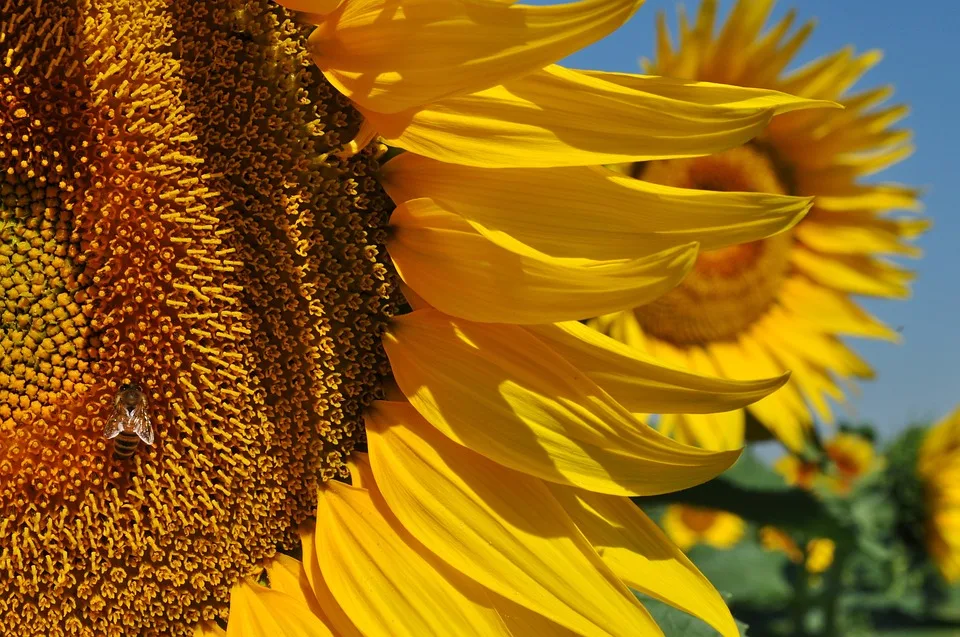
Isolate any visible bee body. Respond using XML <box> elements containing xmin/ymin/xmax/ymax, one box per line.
<box><xmin>104</xmin><ymin>383</ymin><xmax>154</xmax><ymax>460</ymax></box>
<box><xmin>113</xmin><ymin>430</ymin><xmax>143</xmax><ymax>460</ymax></box>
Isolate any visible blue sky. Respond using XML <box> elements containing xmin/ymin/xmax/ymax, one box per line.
<box><xmin>556</xmin><ymin>0</ymin><xmax>960</xmax><ymax>439</ymax></box>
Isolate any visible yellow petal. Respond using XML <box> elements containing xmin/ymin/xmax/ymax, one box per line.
<box><xmin>796</xmin><ymin>214</ymin><xmax>928</xmax><ymax>258</ymax></box>
<box><xmin>754</xmin><ymin>325</ymin><xmax>841</xmax><ymax>423</ymax></box>
<box><xmin>265</xmin><ymin>554</ymin><xmax>330</xmax><ymax>627</ymax></box>
<box><xmin>710</xmin><ymin>0</ymin><xmax>775</xmax><ymax>81</ymax></box>
<box><xmin>383</xmin><ymin>309</ymin><xmax>741</xmax><ymax>496</ymax></box>
<box><xmin>399</xmin><ymin>281</ymin><xmax>430</xmax><ymax>311</ymax></box>
<box><xmin>381</xmin><ymin>153</ymin><xmax>812</xmax><ymax>258</ymax></box>
<box><xmin>194</xmin><ymin>622</ymin><xmax>227</xmax><ymax>637</ymax></box>
<box><xmin>799</xmin><ymin>182</ymin><xmax>921</xmax><ymax>213</ymax></box>
<box><xmin>552</xmin><ymin>488</ymin><xmax>739</xmax><ymax>637</ymax></box>
<box><xmin>779</xmin><ymin>277</ymin><xmax>898</xmax><ymax>340</ymax></box>
<box><xmin>389</xmin><ymin>198</ymin><xmax>697</xmax><ymax>324</ymax></box>
<box><xmin>809</xmin><ymin>104</ymin><xmax>910</xmax><ymax>151</ymax></box>
<box><xmin>662</xmin><ymin>411</ymin><xmax>746</xmax><ymax>452</ymax></box>
<box><xmin>660</xmin><ymin>504</ymin><xmax>699</xmax><ymax>551</ymax></box>
<box><xmin>309</xmin><ymin>0</ymin><xmax>641</xmax><ymax>113</ymax></box>
<box><xmin>299</xmin><ymin>523</ymin><xmax>365</xmax><ymax>637</ymax></box>
<box><xmin>792</xmin><ymin>248</ymin><xmax>913</xmax><ymax>299</ymax></box>
<box><xmin>491</xmin><ymin>597</ymin><xmax>583</xmax><ymax>636</ymax></box>
<box><xmin>365</xmin><ymin>402</ymin><xmax>661</xmax><ymax>636</ymax></box>
<box><xmin>783</xmin><ymin>48</ymin><xmax>882</xmax><ymax>100</ymax></box>
<box><xmin>735</xmin><ymin>336</ymin><xmax>810</xmax><ymax>427</ymax></box>
<box><xmin>707</xmin><ymin>336</ymin><xmax>810</xmax><ymax>451</ymax></box>
<box><xmin>581</xmin><ymin>69</ymin><xmax>835</xmax><ymax>115</ymax></box>
<box><xmin>367</xmin><ymin>65</ymin><xmax>830</xmax><ymax>168</ymax></box>
<box><xmin>528</xmin><ymin>320</ymin><xmax>789</xmax><ymax>415</ymax></box>
<box><xmin>593</xmin><ymin>310</ymin><xmax>650</xmax><ymax>353</ymax></box>
<box><xmin>747</xmin><ymin>12</ymin><xmax>813</xmax><ymax>86</ymax></box>
<box><xmin>761</xmin><ymin>308</ymin><xmax>873</xmax><ymax>379</ymax></box>
<box><xmin>701</xmin><ymin>511</ymin><xmax>747</xmax><ymax>549</ymax></box>
<box><xmin>649</xmin><ymin>11</ymin><xmax>674</xmax><ymax>70</ymax></box>
<box><xmin>226</xmin><ymin>580</ymin><xmax>335</xmax><ymax>637</ymax></box>
<box><xmin>667</xmin><ymin>348</ymin><xmax>748</xmax><ymax>450</ymax></box>
<box><xmin>805</xmin><ymin>538</ymin><xmax>836</xmax><ymax>574</ymax></box>
<box><xmin>316</xmin><ymin>479</ymin><xmax>511</xmax><ymax>637</ymax></box>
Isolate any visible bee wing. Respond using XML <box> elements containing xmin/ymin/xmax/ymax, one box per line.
<box><xmin>132</xmin><ymin>403</ymin><xmax>155</xmax><ymax>446</ymax></box>
<box><xmin>103</xmin><ymin>404</ymin><xmax>125</xmax><ymax>439</ymax></box>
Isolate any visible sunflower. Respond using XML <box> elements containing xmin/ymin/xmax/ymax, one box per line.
<box><xmin>1</xmin><ymin>0</ymin><xmax>832</xmax><ymax>634</ymax></box>
<box><xmin>776</xmin><ymin>431</ymin><xmax>877</xmax><ymax>493</ymax></box>
<box><xmin>758</xmin><ymin>527</ymin><xmax>835</xmax><ymax>574</ymax></box>
<box><xmin>592</xmin><ymin>0</ymin><xmax>926</xmax><ymax>452</ymax></box>
<box><xmin>917</xmin><ymin>406</ymin><xmax>960</xmax><ymax>582</ymax></box>
<box><xmin>661</xmin><ymin>505</ymin><xmax>745</xmax><ymax>551</ymax></box>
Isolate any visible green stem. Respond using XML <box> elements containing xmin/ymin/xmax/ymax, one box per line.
<box><xmin>809</xmin><ymin>543</ymin><xmax>854</xmax><ymax>637</ymax></box>
<box><xmin>790</xmin><ymin>564</ymin><xmax>809</xmax><ymax>636</ymax></box>
<box><xmin>637</xmin><ymin>478</ymin><xmax>856</xmax><ymax>546</ymax></box>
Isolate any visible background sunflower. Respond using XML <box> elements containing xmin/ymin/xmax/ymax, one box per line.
<box><xmin>591</xmin><ymin>0</ymin><xmax>927</xmax><ymax>453</ymax></box>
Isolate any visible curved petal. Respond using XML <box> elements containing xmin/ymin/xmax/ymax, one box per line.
<box><xmin>265</xmin><ymin>554</ymin><xmax>330</xmax><ymax>628</ymax></box>
<box><xmin>491</xmin><ymin>597</ymin><xmax>582</xmax><ymax>636</ymax></box>
<box><xmin>707</xmin><ymin>335</ymin><xmax>810</xmax><ymax>451</ymax></box>
<box><xmin>806</xmin><ymin>184</ymin><xmax>921</xmax><ymax>214</ymax></box>
<box><xmin>298</xmin><ymin>523</ymin><xmax>365</xmax><ymax>637</ymax></box>
<box><xmin>760</xmin><ymin>308</ymin><xmax>873</xmax><ymax>379</ymax></box>
<box><xmin>309</xmin><ymin>0</ymin><xmax>641</xmax><ymax>113</ymax></box>
<box><xmin>779</xmin><ymin>277</ymin><xmax>898</xmax><ymax>340</ymax></box>
<box><xmin>551</xmin><ymin>487</ymin><xmax>739</xmax><ymax>637</ymax></box>
<box><xmin>660</xmin><ymin>411</ymin><xmax>747</xmax><ymax>452</ymax></box>
<box><xmin>381</xmin><ymin>153</ymin><xmax>812</xmax><ymax>258</ymax></box>
<box><xmin>580</xmin><ymin>69</ymin><xmax>836</xmax><ymax>115</ymax></box>
<box><xmin>796</xmin><ymin>214</ymin><xmax>928</xmax><ymax>258</ymax></box>
<box><xmin>754</xmin><ymin>322</ymin><xmax>843</xmax><ymax>423</ymax></box>
<box><xmin>651</xmin><ymin>347</ymin><xmax>748</xmax><ymax>450</ymax></box>
<box><xmin>389</xmin><ymin>199</ymin><xmax>698</xmax><ymax>324</ymax></box>
<box><xmin>791</xmin><ymin>248</ymin><xmax>912</xmax><ymax>299</ymax></box>
<box><xmin>383</xmin><ymin>309</ymin><xmax>741</xmax><ymax>496</ymax></box>
<box><xmin>226</xmin><ymin>580</ymin><xmax>335</xmax><ymax>637</ymax></box>
<box><xmin>316</xmin><ymin>478</ymin><xmax>512</xmax><ymax>637</ymax></box>
<box><xmin>366</xmin><ymin>402</ymin><xmax>661</xmax><ymax>636</ymax></box>
<box><xmin>367</xmin><ymin>65</ymin><xmax>830</xmax><ymax>168</ymax></box>
<box><xmin>528</xmin><ymin>320</ymin><xmax>789</xmax><ymax>415</ymax></box>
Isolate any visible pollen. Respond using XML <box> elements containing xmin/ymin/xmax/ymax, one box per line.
<box><xmin>0</xmin><ymin>1</ymin><xmax>395</xmax><ymax>635</ymax></box>
<box><xmin>629</xmin><ymin>145</ymin><xmax>794</xmax><ymax>345</ymax></box>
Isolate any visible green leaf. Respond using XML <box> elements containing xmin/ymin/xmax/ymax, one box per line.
<box><xmin>721</xmin><ymin>447</ymin><xmax>790</xmax><ymax>491</ymax></box>
<box><xmin>635</xmin><ymin>592</ymin><xmax>750</xmax><ymax>636</ymax></box>
<box><xmin>931</xmin><ymin>584</ymin><xmax>960</xmax><ymax>622</ymax></box>
<box><xmin>687</xmin><ymin>541</ymin><xmax>793</xmax><ymax>610</ymax></box>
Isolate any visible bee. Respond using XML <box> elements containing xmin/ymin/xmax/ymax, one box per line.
<box><xmin>104</xmin><ymin>383</ymin><xmax>154</xmax><ymax>460</ymax></box>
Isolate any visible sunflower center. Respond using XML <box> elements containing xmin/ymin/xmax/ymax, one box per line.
<box><xmin>628</xmin><ymin>145</ymin><xmax>793</xmax><ymax>346</ymax></box>
<box><xmin>0</xmin><ymin>2</ymin><xmax>395</xmax><ymax>635</ymax></box>
<box><xmin>678</xmin><ymin>506</ymin><xmax>721</xmax><ymax>534</ymax></box>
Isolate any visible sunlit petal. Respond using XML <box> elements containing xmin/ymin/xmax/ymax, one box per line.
<box><xmin>384</xmin><ymin>310</ymin><xmax>740</xmax><ymax>496</ymax></box>
<box><xmin>366</xmin><ymin>403</ymin><xmax>661</xmax><ymax>636</ymax></box>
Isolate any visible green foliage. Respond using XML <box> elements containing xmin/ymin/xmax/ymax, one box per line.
<box><xmin>687</xmin><ymin>541</ymin><xmax>792</xmax><ymax>609</ymax></box>
<box><xmin>837</xmin><ymin>422</ymin><xmax>880</xmax><ymax>444</ymax></box>
<box><xmin>634</xmin><ymin>430</ymin><xmax>960</xmax><ymax>636</ymax></box>
<box><xmin>877</xmin><ymin>631</ymin><xmax>960</xmax><ymax>636</ymax></box>
<box><xmin>639</xmin><ymin>448</ymin><xmax>855</xmax><ymax>544</ymax></box>
<box><xmin>635</xmin><ymin>593</ymin><xmax>750</xmax><ymax>637</ymax></box>
<box><xmin>721</xmin><ymin>446</ymin><xmax>792</xmax><ymax>491</ymax></box>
